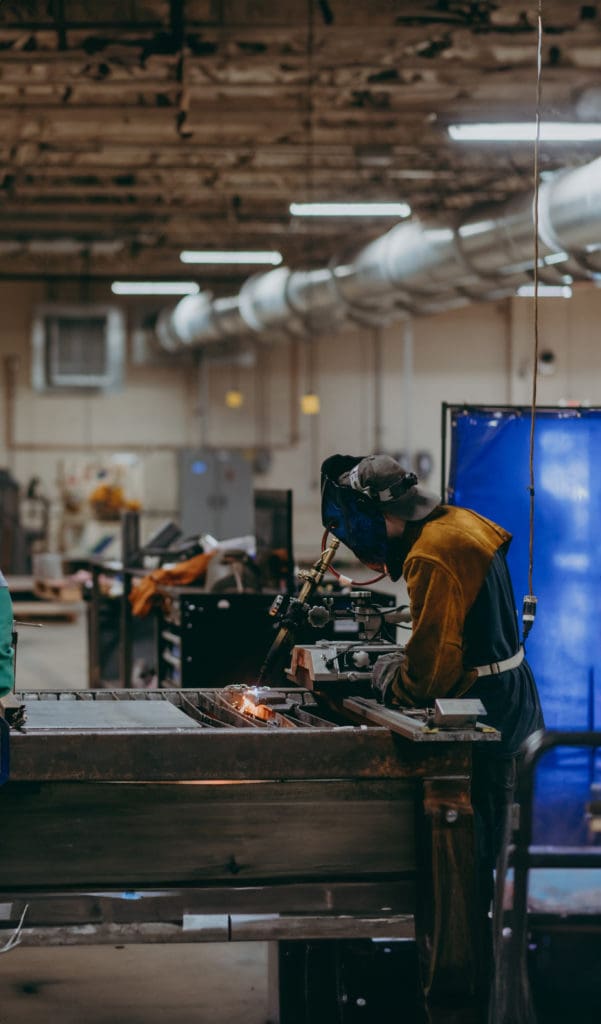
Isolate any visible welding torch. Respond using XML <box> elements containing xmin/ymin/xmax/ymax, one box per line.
<box><xmin>257</xmin><ymin>537</ymin><xmax>340</xmax><ymax>684</ymax></box>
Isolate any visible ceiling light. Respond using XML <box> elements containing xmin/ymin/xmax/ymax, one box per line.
<box><xmin>180</xmin><ymin>250</ymin><xmax>283</xmax><ymax>265</ymax></box>
<box><xmin>300</xmin><ymin>393</ymin><xmax>321</xmax><ymax>415</ymax></box>
<box><xmin>542</xmin><ymin>251</ymin><xmax>569</xmax><ymax>266</ymax></box>
<box><xmin>111</xmin><ymin>281</ymin><xmax>200</xmax><ymax>295</ymax></box>
<box><xmin>290</xmin><ymin>202</ymin><xmax>410</xmax><ymax>217</ymax></box>
<box><xmin>516</xmin><ymin>284</ymin><xmax>573</xmax><ymax>297</ymax></box>
<box><xmin>225</xmin><ymin>389</ymin><xmax>244</xmax><ymax>409</ymax></box>
<box><xmin>449</xmin><ymin>122</ymin><xmax>601</xmax><ymax>142</ymax></box>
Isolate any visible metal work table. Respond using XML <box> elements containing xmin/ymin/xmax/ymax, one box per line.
<box><xmin>1</xmin><ymin>686</ymin><xmax>498</xmax><ymax>1022</ymax></box>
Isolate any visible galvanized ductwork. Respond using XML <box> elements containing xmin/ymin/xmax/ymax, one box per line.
<box><xmin>156</xmin><ymin>155</ymin><xmax>601</xmax><ymax>352</ymax></box>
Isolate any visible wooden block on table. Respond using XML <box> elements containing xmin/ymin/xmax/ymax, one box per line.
<box><xmin>33</xmin><ymin>579</ymin><xmax>82</xmax><ymax>603</ymax></box>
<box><xmin>12</xmin><ymin>600</ymin><xmax>83</xmax><ymax>622</ymax></box>
<box><xmin>4</xmin><ymin>575</ymin><xmax>35</xmax><ymax>595</ymax></box>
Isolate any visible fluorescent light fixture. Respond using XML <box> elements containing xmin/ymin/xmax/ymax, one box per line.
<box><xmin>111</xmin><ymin>281</ymin><xmax>200</xmax><ymax>295</ymax></box>
<box><xmin>180</xmin><ymin>250</ymin><xmax>283</xmax><ymax>265</ymax></box>
<box><xmin>516</xmin><ymin>284</ymin><xmax>572</xmax><ymax>297</ymax></box>
<box><xmin>449</xmin><ymin>122</ymin><xmax>601</xmax><ymax>142</ymax></box>
<box><xmin>290</xmin><ymin>202</ymin><xmax>410</xmax><ymax>217</ymax></box>
<box><xmin>542</xmin><ymin>251</ymin><xmax>569</xmax><ymax>266</ymax></box>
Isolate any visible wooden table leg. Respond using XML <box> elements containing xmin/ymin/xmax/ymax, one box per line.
<box><xmin>414</xmin><ymin>773</ymin><xmax>488</xmax><ymax>1023</ymax></box>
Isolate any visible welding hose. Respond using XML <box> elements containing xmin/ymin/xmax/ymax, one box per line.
<box><xmin>320</xmin><ymin>529</ymin><xmax>386</xmax><ymax>586</ymax></box>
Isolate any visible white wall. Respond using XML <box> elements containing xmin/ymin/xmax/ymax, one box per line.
<box><xmin>2</xmin><ymin>280</ymin><xmax>601</xmax><ymax>561</ymax></box>
<box><xmin>0</xmin><ymin>281</ymin><xmax>200</xmax><ymax>549</ymax></box>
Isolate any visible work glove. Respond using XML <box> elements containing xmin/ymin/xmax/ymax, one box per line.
<box><xmin>371</xmin><ymin>651</ymin><xmax>406</xmax><ymax>707</ymax></box>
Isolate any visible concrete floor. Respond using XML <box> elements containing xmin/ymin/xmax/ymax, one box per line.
<box><xmin>15</xmin><ymin>615</ymin><xmax>87</xmax><ymax>691</ymax></box>
<box><xmin>3</xmin><ymin>618</ymin><xmax>272</xmax><ymax>1023</ymax></box>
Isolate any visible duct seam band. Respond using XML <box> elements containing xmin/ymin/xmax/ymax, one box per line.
<box><xmin>283</xmin><ymin>270</ymin><xmax>340</xmax><ymax>331</ymax></box>
<box><xmin>537</xmin><ymin>179</ymin><xmax>567</xmax><ymax>256</ymax></box>
<box><xmin>538</xmin><ymin>183</ymin><xmax>601</xmax><ymax>278</ymax></box>
<box><xmin>328</xmin><ymin>257</ymin><xmax>415</xmax><ymax>320</ymax></box>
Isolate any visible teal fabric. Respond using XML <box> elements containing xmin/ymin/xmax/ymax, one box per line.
<box><xmin>0</xmin><ymin>586</ymin><xmax>14</xmax><ymax>696</ymax></box>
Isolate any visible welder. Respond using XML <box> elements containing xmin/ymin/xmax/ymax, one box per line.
<box><xmin>321</xmin><ymin>453</ymin><xmax>544</xmax><ymax>904</ymax></box>
<box><xmin>0</xmin><ymin>569</ymin><xmax>14</xmax><ymax>697</ymax></box>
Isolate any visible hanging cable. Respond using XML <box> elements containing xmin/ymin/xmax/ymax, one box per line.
<box><xmin>490</xmin><ymin>19</ymin><xmax>545</xmax><ymax>1023</ymax></box>
<box><xmin>303</xmin><ymin>0</ymin><xmax>322</xmax><ymax>489</ymax></box>
<box><xmin>522</xmin><ymin>0</ymin><xmax>543</xmax><ymax>644</ymax></box>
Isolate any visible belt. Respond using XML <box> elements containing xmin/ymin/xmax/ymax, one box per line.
<box><xmin>472</xmin><ymin>646</ymin><xmax>524</xmax><ymax>678</ymax></box>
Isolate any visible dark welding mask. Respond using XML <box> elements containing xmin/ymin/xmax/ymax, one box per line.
<box><xmin>321</xmin><ymin>455</ymin><xmax>389</xmax><ymax>572</ymax></box>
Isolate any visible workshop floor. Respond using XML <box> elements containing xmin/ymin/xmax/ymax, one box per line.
<box><xmin>5</xmin><ymin>618</ymin><xmax>272</xmax><ymax>1024</ymax></box>
<box><xmin>15</xmin><ymin>615</ymin><xmax>87</xmax><ymax>691</ymax></box>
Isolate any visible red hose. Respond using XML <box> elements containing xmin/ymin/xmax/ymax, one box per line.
<box><xmin>321</xmin><ymin>529</ymin><xmax>386</xmax><ymax>586</ymax></box>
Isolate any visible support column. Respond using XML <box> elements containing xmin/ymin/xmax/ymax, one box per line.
<box><xmin>415</xmin><ymin>771</ymin><xmax>487</xmax><ymax>1023</ymax></box>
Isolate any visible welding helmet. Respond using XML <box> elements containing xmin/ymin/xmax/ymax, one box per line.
<box><xmin>321</xmin><ymin>454</ymin><xmax>440</xmax><ymax>578</ymax></box>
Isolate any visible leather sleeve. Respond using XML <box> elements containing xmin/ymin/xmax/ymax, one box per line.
<box><xmin>395</xmin><ymin>556</ymin><xmax>467</xmax><ymax>704</ymax></box>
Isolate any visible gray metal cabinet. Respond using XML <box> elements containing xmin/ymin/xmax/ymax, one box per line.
<box><xmin>178</xmin><ymin>449</ymin><xmax>253</xmax><ymax>540</ymax></box>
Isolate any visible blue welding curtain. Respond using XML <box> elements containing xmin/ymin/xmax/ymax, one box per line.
<box><xmin>449</xmin><ymin>407</ymin><xmax>601</xmax><ymax>731</ymax></box>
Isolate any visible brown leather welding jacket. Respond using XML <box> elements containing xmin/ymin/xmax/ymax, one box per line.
<box><xmin>390</xmin><ymin>504</ymin><xmax>512</xmax><ymax>705</ymax></box>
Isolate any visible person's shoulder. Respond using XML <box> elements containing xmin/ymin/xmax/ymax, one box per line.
<box><xmin>408</xmin><ymin>505</ymin><xmax>511</xmax><ymax>558</ymax></box>
<box><xmin>429</xmin><ymin>504</ymin><xmax>510</xmax><ymax>535</ymax></box>
<box><xmin>449</xmin><ymin>504</ymin><xmax>512</xmax><ymax>543</ymax></box>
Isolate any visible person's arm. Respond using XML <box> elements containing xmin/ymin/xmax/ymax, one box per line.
<box><xmin>0</xmin><ymin>586</ymin><xmax>14</xmax><ymax>696</ymax></box>
<box><xmin>394</xmin><ymin>556</ymin><xmax>467</xmax><ymax>704</ymax></box>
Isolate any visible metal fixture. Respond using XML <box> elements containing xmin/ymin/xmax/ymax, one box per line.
<box><xmin>157</xmin><ymin>155</ymin><xmax>601</xmax><ymax>352</ymax></box>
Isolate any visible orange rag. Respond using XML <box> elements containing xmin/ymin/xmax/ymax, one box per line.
<box><xmin>129</xmin><ymin>551</ymin><xmax>215</xmax><ymax>618</ymax></box>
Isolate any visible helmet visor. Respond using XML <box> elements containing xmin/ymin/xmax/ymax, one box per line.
<box><xmin>321</xmin><ymin>457</ymin><xmax>388</xmax><ymax>571</ymax></box>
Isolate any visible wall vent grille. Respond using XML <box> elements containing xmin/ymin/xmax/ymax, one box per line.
<box><xmin>32</xmin><ymin>305</ymin><xmax>125</xmax><ymax>392</ymax></box>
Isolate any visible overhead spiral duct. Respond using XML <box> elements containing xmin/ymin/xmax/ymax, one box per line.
<box><xmin>156</xmin><ymin>155</ymin><xmax>601</xmax><ymax>353</ymax></box>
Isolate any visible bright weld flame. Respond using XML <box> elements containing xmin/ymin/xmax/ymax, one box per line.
<box><xmin>240</xmin><ymin>696</ymin><xmax>259</xmax><ymax>717</ymax></box>
<box><xmin>238</xmin><ymin>692</ymin><xmax>274</xmax><ymax>722</ymax></box>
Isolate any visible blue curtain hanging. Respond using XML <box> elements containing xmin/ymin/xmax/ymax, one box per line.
<box><xmin>448</xmin><ymin>406</ymin><xmax>601</xmax><ymax>731</ymax></box>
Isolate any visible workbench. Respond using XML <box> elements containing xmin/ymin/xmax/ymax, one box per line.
<box><xmin>0</xmin><ymin>687</ymin><xmax>497</xmax><ymax>1022</ymax></box>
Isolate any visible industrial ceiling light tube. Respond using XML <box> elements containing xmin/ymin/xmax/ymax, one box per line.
<box><xmin>156</xmin><ymin>154</ymin><xmax>601</xmax><ymax>352</ymax></box>
<box><xmin>449</xmin><ymin>122</ymin><xmax>601</xmax><ymax>142</ymax></box>
<box><xmin>516</xmin><ymin>284</ymin><xmax>572</xmax><ymax>297</ymax></box>
<box><xmin>290</xmin><ymin>202</ymin><xmax>411</xmax><ymax>217</ymax></box>
<box><xmin>111</xmin><ymin>281</ymin><xmax>200</xmax><ymax>295</ymax></box>
<box><xmin>180</xmin><ymin>250</ymin><xmax>283</xmax><ymax>265</ymax></box>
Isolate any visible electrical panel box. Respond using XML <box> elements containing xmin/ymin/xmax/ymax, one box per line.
<box><xmin>178</xmin><ymin>448</ymin><xmax>253</xmax><ymax>541</ymax></box>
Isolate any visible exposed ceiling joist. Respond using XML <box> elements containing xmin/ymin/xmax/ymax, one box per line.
<box><xmin>0</xmin><ymin>0</ymin><xmax>599</xmax><ymax>278</ymax></box>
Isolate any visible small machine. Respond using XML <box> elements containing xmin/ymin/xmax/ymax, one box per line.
<box><xmin>252</xmin><ymin>541</ymin><xmax>490</xmax><ymax>738</ymax></box>
<box><xmin>258</xmin><ymin>539</ymin><xmax>408</xmax><ymax>686</ymax></box>
<box><xmin>286</xmin><ymin>588</ymin><xmax>406</xmax><ymax>692</ymax></box>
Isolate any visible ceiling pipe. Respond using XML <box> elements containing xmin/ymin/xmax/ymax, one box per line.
<box><xmin>156</xmin><ymin>156</ymin><xmax>601</xmax><ymax>352</ymax></box>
